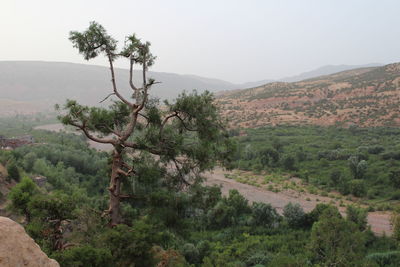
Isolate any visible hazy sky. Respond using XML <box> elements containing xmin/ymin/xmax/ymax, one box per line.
<box><xmin>2</xmin><ymin>0</ymin><xmax>400</xmax><ymax>83</ymax></box>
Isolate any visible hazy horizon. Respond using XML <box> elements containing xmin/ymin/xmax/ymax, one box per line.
<box><xmin>2</xmin><ymin>0</ymin><xmax>400</xmax><ymax>83</ymax></box>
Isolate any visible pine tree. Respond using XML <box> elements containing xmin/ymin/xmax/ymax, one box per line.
<box><xmin>57</xmin><ymin>22</ymin><xmax>234</xmax><ymax>226</ymax></box>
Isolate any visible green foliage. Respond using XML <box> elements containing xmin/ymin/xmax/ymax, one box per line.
<box><xmin>391</xmin><ymin>212</ymin><xmax>400</xmax><ymax>243</ymax></box>
<box><xmin>52</xmin><ymin>245</ymin><xmax>113</xmax><ymax>267</ymax></box>
<box><xmin>283</xmin><ymin>202</ymin><xmax>306</xmax><ymax>228</ymax></box>
<box><xmin>309</xmin><ymin>206</ymin><xmax>366</xmax><ymax>266</ymax></box>
<box><xmin>69</xmin><ymin>21</ymin><xmax>118</xmax><ymax>61</ymax></box>
<box><xmin>181</xmin><ymin>243</ymin><xmax>200</xmax><ymax>264</ymax></box>
<box><xmin>366</xmin><ymin>251</ymin><xmax>400</xmax><ymax>267</ymax></box>
<box><xmin>349</xmin><ymin>155</ymin><xmax>368</xmax><ymax>179</ymax></box>
<box><xmin>349</xmin><ymin>179</ymin><xmax>367</xmax><ymax>197</ymax></box>
<box><xmin>231</xmin><ymin>125</ymin><xmax>400</xmax><ymax>201</ymax></box>
<box><xmin>28</xmin><ymin>191</ymin><xmax>77</xmax><ymax>222</ymax></box>
<box><xmin>306</xmin><ymin>203</ymin><xmax>331</xmax><ymax>226</ymax></box>
<box><xmin>7</xmin><ymin>160</ymin><xmax>20</xmax><ymax>181</ymax></box>
<box><xmin>205</xmin><ymin>190</ymin><xmax>252</xmax><ymax>229</ymax></box>
<box><xmin>206</xmin><ymin>200</ymin><xmax>237</xmax><ymax>228</ymax></box>
<box><xmin>346</xmin><ymin>205</ymin><xmax>368</xmax><ymax>231</ymax></box>
<box><xmin>8</xmin><ymin>177</ymin><xmax>38</xmax><ymax>221</ymax></box>
<box><xmin>251</xmin><ymin>202</ymin><xmax>280</xmax><ymax>227</ymax></box>
<box><xmin>25</xmin><ymin>191</ymin><xmax>78</xmax><ymax>252</ymax></box>
<box><xmin>98</xmin><ymin>221</ymin><xmax>165</xmax><ymax>267</ymax></box>
<box><xmin>389</xmin><ymin>170</ymin><xmax>400</xmax><ymax>188</ymax></box>
<box><xmin>22</xmin><ymin>152</ymin><xmax>37</xmax><ymax>172</ymax></box>
<box><xmin>282</xmin><ymin>155</ymin><xmax>296</xmax><ymax>171</ymax></box>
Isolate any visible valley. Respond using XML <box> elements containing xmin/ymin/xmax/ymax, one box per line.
<box><xmin>34</xmin><ymin>122</ymin><xmax>395</xmax><ymax>236</ymax></box>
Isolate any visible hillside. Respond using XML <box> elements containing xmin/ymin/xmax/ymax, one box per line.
<box><xmin>218</xmin><ymin>63</ymin><xmax>400</xmax><ymax>128</ymax></box>
<box><xmin>0</xmin><ymin>61</ymin><xmax>239</xmax><ymax>115</ymax></box>
<box><xmin>279</xmin><ymin>63</ymin><xmax>383</xmax><ymax>82</ymax></box>
<box><xmin>0</xmin><ymin>61</ymin><xmax>384</xmax><ymax>117</ymax></box>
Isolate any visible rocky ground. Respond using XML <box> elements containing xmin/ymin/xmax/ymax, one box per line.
<box><xmin>0</xmin><ymin>216</ymin><xmax>59</xmax><ymax>267</ymax></box>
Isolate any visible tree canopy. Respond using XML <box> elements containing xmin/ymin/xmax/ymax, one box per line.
<box><xmin>57</xmin><ymin>21</ymin><xmax>234</xmax><ymax>225</ymax></box>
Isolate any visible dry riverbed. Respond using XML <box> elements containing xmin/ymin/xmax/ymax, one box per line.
<box><xmin>204</xmin><ymin>168</ymin><xmax>393</xmax><ymax>236</ymax></box>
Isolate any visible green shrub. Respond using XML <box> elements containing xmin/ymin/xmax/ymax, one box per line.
<box><xmin>283</xmin><ymin>202</ymin><xmax>306</xmax><ymax>228</ymax></box>
<box><xmin>53</xmin><ymin>245</ymin><xmax>112</xmax><ymax>267</ymax></box>
<box><xmin>349</xmin><ymin>179</ymin><xmax>367</xmax><ymax>197</ymax></box>
<box><xmin>251</xmin><ymin>202</ymin><xmax>280</xmax><ymax>227</ymax></box>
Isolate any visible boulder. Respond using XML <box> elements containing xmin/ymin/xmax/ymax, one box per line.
<box><xmin>0</xmin><ymin>216</ymin><xmax>59</xmax><ymax>267</ymax></box>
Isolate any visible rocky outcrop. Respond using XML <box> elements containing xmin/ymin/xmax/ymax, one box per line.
<box><xmin>0</xmin><ymin>216</ymin><xmax>59</xmax><ymax>267</ymax></box>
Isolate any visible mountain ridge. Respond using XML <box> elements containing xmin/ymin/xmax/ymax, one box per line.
<box><xmin>218</xmin><ymin>62</ymin><xmax>400</xmax><ymax>128</ymax></box>
<box><xmin>0</xmin><ymin>61</ymin><xmax>390</xmax><ymax>119</ymax></box>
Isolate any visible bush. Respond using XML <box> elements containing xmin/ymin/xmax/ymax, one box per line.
<box><xmin>346</xmin><ymin>205</ymin><xmax>368</xmax><ymax>231</ymax></box>
<box><xmin>8</xmin><ymin>177</ymin><xmax>38</xmax><ymax>221</ymax></box>
<box><xmin>245</xmin><ymin>252</ymin><xmax>271</xmax><ymax>266</ymax></box>
<box><xmin>329</xmin><ymin>170</ymin><xmax>342</xmax><ymax>187</ymax></box>
<box><xmin>367</xmin><ymin>145</ymin><xmax>385</xmax><ymax>154</ymax></box>
<box><xmin>7</xmin><ymin>161</ymin><xmax>20</xmax><ymax>181</ymax></box>
<box><xmin>389</xmin><ymin>170</ymin><xmax>400</xmax><ymax>188</ymax></box>
<box><xmin>181</xmin><ymin>243</ymin><xmax>199</xmax><ymax>264</ymax></box>
<box><xmin>251</xmin><ymin>202</ymin><xmax>280</xmax><ymax>227</ymax></box>
<box><xmin>52</xmin><ymin>245</ymin><xmax>112</xmax><ymax>267</ymax></box>
<box><xmin>349</xmin><ymin>179</ymin><xmax>367</xmax><ymax>197</ymax></box>
<box><xmin>283</xmin><ymin>202</ymin><xmax>306</xmax><ymax>228</ymax></box>
<box><xmin>98</xmin><ymin>221</ymin><xmax>165</xmax><ymax>267</ymax></box>
<box><xmin>366</xmin><ymin>251</ymin><xmax>400</xmax><ymax>267</ymax></box>
<box><xmin>282</xmin><ymin>155</ymin><xmax>296</xmax><ymax>171</ymax></box>
<box><xmin>309</xmin><ymin>206</ymin><xmax>365</xmax><ymax>266</ymax></box>
<box><xmin>207</xmin><ymin>201</ymin><xmax>236</xmax><ymax>228</ymax></box>
<box><xmin>306</xmin><ymin>203</ymin><xmax>331</xmax><ymax>226</ymax></box>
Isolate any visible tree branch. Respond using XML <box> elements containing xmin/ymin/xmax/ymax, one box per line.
<box><xmin>175</xmin><ymin>113</ymin><xmax>198</xmax><ymax>131</ymax></box>
<box><xmin>173</xmin><ymin>159</ymin><xmax>191</xmax><ymax>186</ymax></box>
<box><xmin>129</xmin><ymin>57</ymin><xmax>139</xmax><ymax>101</ymax></box>
<box><xmin>99</xmin><ymin>92</ymin><xmax>116</xmax><ymax>103</ymax></box>
<box><xmin>107</xmin><ymin>52</ymin><xmax>133</xmax><ymax>107</ymax></box>
<box><xmin>159</xmin><ymin>112</ymin><xmax>178</xmax><ymax>136</ymax></box>
<box><xmin>70</xmin><ymin>121</ymin><xmax>116</xmax><ymax>144</ymax></box>
<box><xmin>96</xmin><ymin>124</ymin><xmax>121</xmax><ymax>137</ymax></box>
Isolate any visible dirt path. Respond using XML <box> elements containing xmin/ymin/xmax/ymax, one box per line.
<box><xmin>204</xmin><ymin>168</ymin><xmax>393</xmax><ymax>236</ymax></box>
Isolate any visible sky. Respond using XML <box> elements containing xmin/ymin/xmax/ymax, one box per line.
<box><xmin>2</xmin><ymin>0</ymin><xmax>400</xmax><ymax>83</ymax></box>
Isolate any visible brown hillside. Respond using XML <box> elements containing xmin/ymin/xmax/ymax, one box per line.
<box><xmin>217</xmin><ymin>63</ymin><xmax>400</xmax><ymax>128</ymax></box>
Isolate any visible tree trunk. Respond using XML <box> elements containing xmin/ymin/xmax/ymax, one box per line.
<box><xmin>108</xmin><ymin>148</ymin><xmax>123</xmax><ymax>226</ymax></box>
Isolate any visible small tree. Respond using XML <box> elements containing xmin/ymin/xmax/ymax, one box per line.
<box><xmin>346</xmin><ymin>205</ymin><xmax>368</xmax><ymax>231</ymax></box>
<box><xmin>348</xmin><ymin>155</ymin><xmax>368</xmax><ymax>179</ymax></box>
<box><xmin>8</xmin><ymin>177</ymin><xmax>38</xmax><ymax>222</ymax></box>
<box><xmin>57</xmin><ymin>22</ymin><xmax>233</xmax><ymax>226</ymax></box>
<box><xmin>7</xmin><ymin>160</ymin><xmax>20</xmax><ymax>182</ymax></box>
<box><xmin>251</xmin><ymin>202</ymin><xmax>279</xmax><ymax>227</ymax></box>
<box><xmin>391</xmin><ymin>212</ymin><xmax>400</xmax><ymax>243</ymax></box>
<box><xmin>283</xmin><ymin>202</ymin><xmax>306</xmax><ymax>228</ymax></box>
<box><xmin>308</xmin><ymin>206</ymin><xmax>365</xmax><ymax>266</ymax></box>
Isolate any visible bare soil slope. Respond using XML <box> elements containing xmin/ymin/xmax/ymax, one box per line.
<box><xmin>218</xmin><ymin>63</ymin><xmax>400</xmax><ymax>127</ymax></box>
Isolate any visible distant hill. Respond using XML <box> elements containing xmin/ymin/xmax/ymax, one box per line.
<box><xmin>0</xmin><ymin>61</ymin><xmax>388</xmax><ymax>117</ymax></box>
<box><xmin>279</xmin><ymin>63</ymin><xmax>383</xmax><ymax>82</ymax></box>
<box><xmin>0</xmin><ymin>61</ymin><xmax>240</xmax><ymax>115</ymax></box>
<box><xmin>218</xmin><ymin>63</ymin><xmax>400</xmax><ymax>128</ymax></box>
<box><xmin>218</xmin><ymin>63</ymin><xmax>384</xmax><ymax>90</ymax></box>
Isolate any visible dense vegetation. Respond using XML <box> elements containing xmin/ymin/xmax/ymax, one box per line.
<box><xmin>230</xmin><ymin>125</ymin><xmax>400</xmax><ymax>209</ymax></box>
<box><xmin>0</xmin><ymin>120</ymin><xmax>399</xmax><ymax>266</ymax></box>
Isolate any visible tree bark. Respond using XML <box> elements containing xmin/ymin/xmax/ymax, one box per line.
<box><xmin>108</xmin><ymin>148</ymin><xmax>123</xmax><ymax>226</ymax></box>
